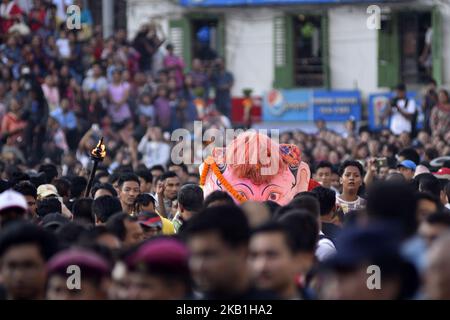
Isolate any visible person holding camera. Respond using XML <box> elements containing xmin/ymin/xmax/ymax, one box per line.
<box><xmin>363</xmin><ymin>157</ymin><xmax>389</xmax><ymax>187</ymax></box>
<box><xmin>384</xmin><ymin>84</ymin><xmax>417</xmax><ymax>136</ymax></box>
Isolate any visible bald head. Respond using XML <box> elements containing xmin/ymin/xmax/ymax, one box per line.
<box><xmin>241</xmin><ymin>201</ymin><xmax>271</xmax><ymax>229</ymax></box>
<box><xmin>425</xmin><ymin>232</ymin><xmax>450</xmax><ymax>299</ymax></box>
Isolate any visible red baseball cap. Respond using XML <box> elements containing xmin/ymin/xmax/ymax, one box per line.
<box><xmin>434</xmin><ymin>167</ymin><xmax>450</xmax><ymax>180</ymax></box>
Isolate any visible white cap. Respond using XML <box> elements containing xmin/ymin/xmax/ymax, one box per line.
<box><xmin>0</xmin><ymin>190</ymin><xmax>28</xmax><ymax>213</ymax></box>
<box><xmin>414</xmin><ymin>165</ymin><xmax>430</xmax><ymax>178</ymax></box>
<box><xmin>37</xmin><ymin>184</ymin><xmax>59</xmax><ymax>200</ymax></box>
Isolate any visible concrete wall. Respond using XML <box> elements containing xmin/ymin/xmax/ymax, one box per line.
<box><xmin>224</xmin><ymin>9</ymin><xmax>276</xmax><ymax>96</ymax></box>
<box><xmin>127</xmin><ymin>1</ymin><xmax>275</xmax><ymax>96</ymax></box>
<box><xmin>328</xmin><ymin>6</ymin><xmax>379</xmax><ymax>96</ymax></box>
<box><xmin>127</xmin><ymin>1</ymin><xmax>449</xmax><ymax>97</ymax></box>
<box><xmin>127</xmin><ymin>0</ymin><xmax>183</xmax><ymax>40</ymax></box>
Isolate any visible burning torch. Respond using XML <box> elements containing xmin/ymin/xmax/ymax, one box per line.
<box><xmin>85</xmin><ymin>137</ymin><xmax>106</xmax><ymax>197</ymax></box>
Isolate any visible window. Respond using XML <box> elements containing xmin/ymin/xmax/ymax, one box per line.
<box><xmin>293</xmin><ymin>14</ymin><xmax>324</xmax><ymax>87</ymax></box>
<box><xmin>169</xmin><ymin>15</ymin><xmax>225</xmax><ymax>70</ymax></box>
<box><xmin>191</xmin><ymin>18</ymin><xmax>220</xmax><ymax>62</ymax></box>
<box><xmin>378</xmin><ymin>7</ymin><xmax>442</xmax><ymax>88</ymax></box>
<box><xmin>273</xmin><ymin>13</ymin><xmax>329</xmax><ymax>89</ymax></box>
<box><xmin>399</xmin><ymin>11</ymin><xmax>432</xmax><ymax>84</ymax></box>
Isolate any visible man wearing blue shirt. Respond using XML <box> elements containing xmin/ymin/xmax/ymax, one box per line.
<box><xmin>50</xmin><ymin>98</ymin><xmax>77</xmax><ymax>149</ymax></box>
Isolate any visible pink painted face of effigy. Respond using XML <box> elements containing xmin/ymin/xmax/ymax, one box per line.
<box><xmin>200</xmin><ymin>132</ymin><xmax>312</xmax><ymax>206</ymax></box>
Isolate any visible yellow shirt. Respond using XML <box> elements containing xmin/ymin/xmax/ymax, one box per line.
<box><xmin>157</xmin><ymin>213</ymin><xmax>176</xmax><ymax>235</ymax></box>
<box><xmin>131</xmin><ymin>208</ymin><xmax>175</xmax><ymax>235</ymax></box>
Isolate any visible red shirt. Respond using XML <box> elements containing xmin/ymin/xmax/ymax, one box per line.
<box><xmin>28</xmin><ymin>8</ymin><xmax>46</xmax><ymax>31</ymax></box>
<box><xmin>0</xmin><ymin>2</ymin><xmax>23</xmax><ymax>33</ymax></box>
<box><xmin>1</xmin><ymin>112</ymin><xmax>26</xmax><ymax>146</ymax></box>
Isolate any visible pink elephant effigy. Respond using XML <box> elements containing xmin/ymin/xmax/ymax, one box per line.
<box><xmin>200</xmin><ymin>131</ymin><xmax>319</xmax><ymax>205</ymax></box>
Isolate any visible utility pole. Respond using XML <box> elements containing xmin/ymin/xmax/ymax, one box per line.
<box><xmin>102</xmin><ymin>0</ymin><xmax>114</xmax><ymax>38</ymax></box>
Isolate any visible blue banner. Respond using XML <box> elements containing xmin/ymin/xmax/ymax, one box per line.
<box><xmin>313</xmin><ymin>90</ymin><xmax>361</xmax><ymax>122</ymax></box>
<box><xmin>180</xmin><ymin>0</ymin><xmax>383</xmax><ymax>6</ymax></box>
<box><xmin>263</xmin><ymin>89</ymin><xmax>313</xmax><ymax>122</ymax></box>
<box><xmin>263</xmin><ymin>89</ymin><xmax>361</xmax><ymax>122</ymax></box>
<box><xmin>368</xmin><ymin>92</ymin><xmax>422</xmax><ymax>131</ymax></box>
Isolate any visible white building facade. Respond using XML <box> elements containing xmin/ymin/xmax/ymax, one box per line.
<box><xmin>127</xmin><ymin>0</ymin><xmax>450</xmax><ymax>99</ymax></box>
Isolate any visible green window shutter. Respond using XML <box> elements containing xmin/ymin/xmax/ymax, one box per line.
<box><xmin>378</xmin><ymin>13</ymin><xmax>400</xmax><ymax>88</ymax></box>
<box><xmin>321</xmin><ymin>13</ymin><xmax>330</xmax><ymax>89</ymax></box>
<box><xmin>432</xmin><ymin>7</ymin><xmax>442</xmax><ymax>86</ymax></box>
<box><xmin>169</xmin><ymin>17</ymin><xmax>192</xmax><ymax>71</ymax></box>
<box><xmin>274</xmin><ymin>15</ymin><xmax>294</xmax><ymax>89</ymax></box>
<box><xmin>217</xmin><ymin>16</ymin><xmax>226</xmax><ymax>59</ymax></box>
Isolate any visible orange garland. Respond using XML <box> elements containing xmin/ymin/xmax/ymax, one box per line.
<box><xmin>200</xmin><ymin>156</ymin><xmax>247</xmax><ymax>204</ymax></box>
<box><xmin>199</xmin><ymin>160</ymin><xmax>210</xmax><ymax>186</ymax></box>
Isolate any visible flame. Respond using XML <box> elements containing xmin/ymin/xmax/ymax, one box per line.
<box><xmin>91</xmin><ymin>138</ymin><xmax>106</xmax><ymax>160</ymax></box>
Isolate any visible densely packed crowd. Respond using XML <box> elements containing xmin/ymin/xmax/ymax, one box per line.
<box><xmin>0</xmin><ymin>0</ymin><xmax>234</xmax><ymax>171</ymax></box>
<box><xmin>0</xmin><ymin>154</ymin><xmax>449</xmax><ymax>300</ymax></box>
<box><xmin>0</xmin><ymin>0</ymin><xmax>450</xmax><ymax>301</ymax></box>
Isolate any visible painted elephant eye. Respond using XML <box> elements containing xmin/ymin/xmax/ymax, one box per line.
<box><xmin>268</xmin><ymin>192</ymin><xmax>281</xmax><ymax>202</ymax></box>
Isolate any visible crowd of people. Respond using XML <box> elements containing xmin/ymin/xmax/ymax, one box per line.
<box><xmin>0</xmin><ymin>153</ymin><xmax>449</xmax><ymax>300</ymax></box>
<box><xmin>0</xmin><ymin>0</ymin><xmax>450</xmax><ymax>301</ymax></box>
<box><xmin>0</xmin><ymin>0</ymin><xmax>234</xmax><ymax>170</ymax></box>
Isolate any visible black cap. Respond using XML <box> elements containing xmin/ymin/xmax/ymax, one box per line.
<box><xmin>40</xmin><ymin>213</ymin><xmax>70</xmax><ymax>230</ymax></box>
<box><xmin>396</xmin><ymin>83</ymin><xmax>406</xmax><ymax>91</ymax></box>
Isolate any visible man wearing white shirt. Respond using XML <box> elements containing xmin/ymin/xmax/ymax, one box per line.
<box><xmin>138</xmin><ymin>127</ymin><xmax>171</xmax><ymax>169</ymax></box>
<box><xmin>386</xmin><ymin>84</ymin><xmax>417</xmax><ymax>135</ymax></box>
<box><xmin>56</xmin><ymin>30</ymin><xmax>71</xmax><ymax>59</ymax></box>
<box><xmin>316</xmin><ymin>231</ymin><xmax>336</xmax><ymax>261</ymax></box>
